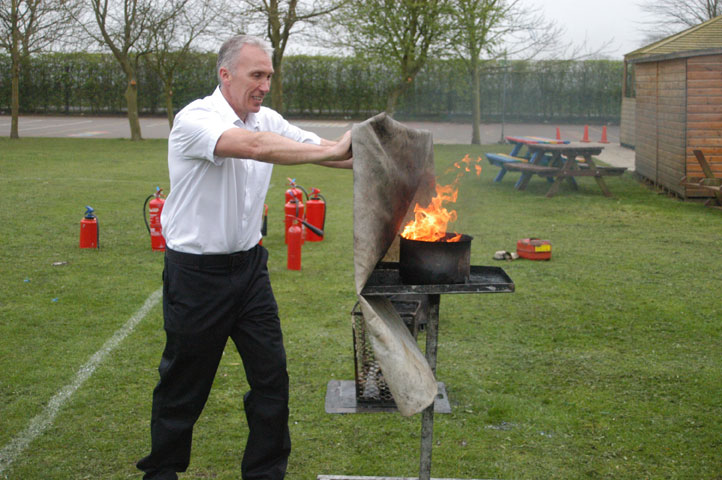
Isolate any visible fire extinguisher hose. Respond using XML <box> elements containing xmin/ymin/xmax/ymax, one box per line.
<box><xmin>297</xmin><ymin>184</ymin><xmax>309</xmax><ymax>201</ymax></box>
<box><xmin>143</xmin><ymin>194</ymin><xmax>154</xmax><ymax>234</ymax></box>
<box><xmin>285</xmin><ymin>214</ymin><xmax>323</xmax><ymax>238</ymax></box>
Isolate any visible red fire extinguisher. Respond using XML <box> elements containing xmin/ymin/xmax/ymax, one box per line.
<box><xmin>305</xmin><ymin>187</ymin><xmax>326</xmax><ymax>242</ymax></box>
<box><xmin>285</xmin><ymin>178</ymin><xmax>307</xmax><ymax>244</ymax></box>
<box><xmin>285</xmin><ymin>196</ymin><xmax>305</xmax><ymax>245</ymax></box>
<box><xmin>143</xmin><ymin>187</ymin><xmax>166</xmax><ymax>251</ymax></box>
<box><xmin>286</xmin><ymin>213</ymin><xmax>324</xmax><ymax>270</ymax></box>
<box><xmin>285</xmin><ymin>177</ymin><xmax>307</xmax><ymax>204</ymax></box>
<box><xmin>287</xmin><ymin>218</ymin><xmax>303</xmax><ymax>270</ymax></box>
<box><xmin>79</xmin><ymin>205</ymin><xmax>99</xmax><ymax>249</ymax></box>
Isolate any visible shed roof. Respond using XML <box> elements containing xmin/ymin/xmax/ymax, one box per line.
<box><xmin>626</xmin><ymin>15</ymin><xmax>722</xmax><ymax>63</ymax></box>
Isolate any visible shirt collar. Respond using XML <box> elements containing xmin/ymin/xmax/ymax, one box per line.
<box><xmin>211</xmin><ymin>86</ymin><xmax>260</xmax><ymax>130</ymax></box>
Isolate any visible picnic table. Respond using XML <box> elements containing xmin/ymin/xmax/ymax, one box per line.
<box><xmin>486</xmin><ymin>136</ymin><xmax>627</xmax><ymax>198</ymax></box>
<box><xmin>486</xmin><ymin>135</ymin><xmax>569</xmax><ymax>183</ymax></box>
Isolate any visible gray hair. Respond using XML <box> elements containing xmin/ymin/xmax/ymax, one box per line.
<box><xmin>216</xmin><ymin>35</ymin><xmax>273</xmax><ymax>84</ymax></box>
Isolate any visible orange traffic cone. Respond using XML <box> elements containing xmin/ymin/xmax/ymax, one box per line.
<box><xmin>581</xmin><ymin>125</ymin><xmax>590</xmax><ymax>143</ymax></box>
<box><xmin>555</xmin><ymin>127</ymin><xmax>561</xmax><ymax>140</ymax></box>
<box><xmin>600</xmin><ymin>125</ymin><xmax>609</xmax><ymax>144</ymax></box>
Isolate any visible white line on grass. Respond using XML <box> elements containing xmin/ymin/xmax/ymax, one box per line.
<box><xmin>0</xmin><ymin>287</ymin><xmax>162</xmax><ymax>476</ymax></box>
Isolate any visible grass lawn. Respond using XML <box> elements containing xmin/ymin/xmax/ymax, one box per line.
<box><xmin>1</xmin><ymin>137</ymin><xmax>720</xmax><ymax>479</ymax></box>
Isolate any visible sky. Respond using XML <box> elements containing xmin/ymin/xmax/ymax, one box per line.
<box><xmin>284</xmin><ymin>0</ymin><xmax>665</xmax><ymax>60</ymax></box>
<box><xmin>538</xmin><ymin>0</ymin><xmax>655</xmax><ymax>59</ymax></box>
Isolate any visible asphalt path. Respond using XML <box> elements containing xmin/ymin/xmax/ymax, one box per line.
<box><xmin>0</xmin><ymin>114</ymin><xmax>634</xmax><ymax>170</ymax></box>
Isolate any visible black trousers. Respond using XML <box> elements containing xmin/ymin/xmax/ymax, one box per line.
<box><xmin>137</xmin><ymin>246</ymin><xmax>290</xmax><ymax>480</ymax></box>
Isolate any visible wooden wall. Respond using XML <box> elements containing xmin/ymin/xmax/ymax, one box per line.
<box><xmin>634</xmin><ymin>62</ymin><xmax>660</xmax><ymax>185</ymax></box>
<box><xmin>686</xmin><ymin>54</ymin><xmax>722</xmax><ymax>197</ymax></box>
<box><xmin>634</xmin><ymin>59</ymin><xmax>687</xmax><ymax>196</ymax></box>
<box><xmin>620</xmin><ymin>97</ymin><xmax>636</xmax><ymax>148</ymax></box>
<box><xmin>658</xmin><ymin>59</ymin><xmax>687</xmax><ymax>196</ymax></box>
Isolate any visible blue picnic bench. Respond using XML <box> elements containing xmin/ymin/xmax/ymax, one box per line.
<box><xmin>485</xmin><ymin>135</ymin><xmax>572</xmax><ymax>186</ymax></box>
<box><xmin>485</xmin><ymin>152</ymin><xmax>529</xmax><ymax>182</ymax></box>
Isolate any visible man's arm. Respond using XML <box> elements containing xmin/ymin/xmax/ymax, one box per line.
<box><xmin>317</xmin><ymin>157</ymin><xmax>353</xmax><ymax>169</ymax></box>
<box><xmin>214</xmin><ymin>128</ymin><xmax>352</xmax><ymax>167</ymax></box>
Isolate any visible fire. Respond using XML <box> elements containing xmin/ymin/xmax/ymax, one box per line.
<box><xmin>401</xmin><ymin>155</ymin><xmax>482</xmax><ymax>243</ymax></box>
<box><xmin>401</xmin><ymin>183</ymin><xmax>461</xmax><ymax>242</ymax></box>
<box><xmin>446</xmin><ymin>154</ymin><xmax>483</xmax><ymax>181</ymax></box>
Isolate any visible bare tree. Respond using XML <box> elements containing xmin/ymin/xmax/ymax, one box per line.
<box><xmin>73</xmin><ymin>0</ymin><xmax>188</xmax><ymax>140</ymax></box>
<box><xmin>330</xmin><ymin>0</ymin><xmax>451</xmax><ymax>116</ymax></box>
<box><xmin>0</xmin><ymin>0</ymin><xmax>78</xmax><ymax>139</ymax></box>
<box><xmin>216</xmin><ymin>0</ymin><xmax>345</xmax><ymax>114</ymax></box>
<box><xmin>446</xmin><ymin>0</ymin><xmax>565</xmax><ymax>144</ymax></box>
<box><xmin>146</xmin><ymin>0</ymin><xmax>215</xmax><ymax>128</ymax></box>
<box><xmin>639</xmin><ymin>0</ymin><xmax>722</xmax><ymax>42</ymax></box>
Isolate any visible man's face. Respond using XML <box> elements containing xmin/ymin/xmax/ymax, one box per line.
<box><xmin>219</xmin><ymin>44</ymin><xmax>273</xmax><ymax>121</ymax></box>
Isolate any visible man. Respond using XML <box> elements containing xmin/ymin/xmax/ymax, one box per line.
<box><xmin>137</xmin><ymin>35</ymin><xmax>352</xmax><ymax>480</ymax></box>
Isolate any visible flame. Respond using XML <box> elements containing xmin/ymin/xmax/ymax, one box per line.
<box><xmin>401</xmin><ymin>183</ymin><xmax>462</xmax><ymax>242</ymax></box>
<box><xmin>400</xmin><ymin>155</ymin><xmax>482</xmax><ymax>243</ymax></box>
<box><xmin>445</xmin><ymin>154</ymin><xmax>483</xmax><ymax>180</ymax></box>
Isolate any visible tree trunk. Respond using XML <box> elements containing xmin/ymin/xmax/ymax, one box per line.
<box><xmin>267</xmin><ymin>0</ymin><xmax>286</xmax><ymax>114</ymax></box>
<box><xmin>165</xmin><ymin>80</ymin><xmax>175</xmax><ymax>128</ymax></box>
<box><xmin>271</xmin><ymin>55</ymin><xmax>284</xmax><ymax>113</ymax></box>
<box><xmin>387</xmin><ymin>67</ymin><xmax>421</xmax><ymax>117</ymax></box>
<box><xmin>471</xmin><ymin>62</ymin><xmax>481</xmax><ymax>145</ymax></box>
<box><xmin>125</xmin><ymin>77</ymin><xmax>142</xmax><ymax>141</ymax></box>
<box><xmin>9</xmin><ymin>0</ymin><xmax>20</xmax><ymax>139</ymax></box>
<box><xmin>10</xmin><ymin>54</ymin><xmax>20</xmax><ymax>139</ymax></box>
<box><xmin>385</xmin><ymin>85</ymin><xmax>404</xmax><ymax>117</ymax></box>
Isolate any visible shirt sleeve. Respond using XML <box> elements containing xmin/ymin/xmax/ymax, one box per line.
<box><xmin>262</xmin><ymin>107</ymin><xmax>322</xmax><ymax>145</ymax></box>
<box><xmin>169</xmin><ymin>102</ymin><xmax>232</xmax><ymax>165</ymax></box>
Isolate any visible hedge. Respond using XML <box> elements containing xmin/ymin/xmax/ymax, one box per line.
<box><xmin>0</xmin><ymin>52</ymin><xmax>623</xmax><ymax>123</ymax></box>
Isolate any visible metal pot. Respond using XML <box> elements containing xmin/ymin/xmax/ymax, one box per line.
<box><xmin>399</xmin><ymin>233</ymin><xmax>473</xmax><ymax>285</ymax></box>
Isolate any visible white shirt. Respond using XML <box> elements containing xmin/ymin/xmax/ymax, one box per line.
<box><xmin>161</xmin><ymin>87</ymin><xmax>321</xmax><ymax>254</ymax></box>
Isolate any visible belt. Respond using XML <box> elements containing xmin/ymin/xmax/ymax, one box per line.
<box><xmin>165</xmin><ymin>247</ymin><xmax>256</xmax><ymax>268</ymax></box>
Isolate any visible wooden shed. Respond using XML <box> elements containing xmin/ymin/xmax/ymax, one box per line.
<box><xmin>621</xmin><ymin>16</ymin><xmax>722</xmax><ymax>198</ymax></box>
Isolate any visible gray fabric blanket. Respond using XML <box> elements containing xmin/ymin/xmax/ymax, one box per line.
<box><xmin>351</xmin><ymin>113</ymin><xmax>438</xmax><ymax>416</ymax></box>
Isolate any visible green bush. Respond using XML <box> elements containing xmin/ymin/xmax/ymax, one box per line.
<box><xmin>0</xmin><ymin>52</ymin><xmax>623</xmax><ymax>123</ymax></box>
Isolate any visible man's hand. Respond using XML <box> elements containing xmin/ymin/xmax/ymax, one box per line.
<box><xmin>318</xmin><ymin>130</ymin><xmax>353</xmax><ymax>169</ymax></box>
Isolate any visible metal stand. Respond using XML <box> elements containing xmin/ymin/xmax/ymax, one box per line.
<box><xmin>322</xmin><ymin>264</ymin><xmax>513</xmax><ymax>480</ymax></box>
<box><xmin>418</xmin><ymin>294</ymin><xmax>440</xmax><ymax>480</ymax></box>
<box><xmin>324</xmin><ymin>380</ymin><xmax>451</xmax><ymax>414</ymax></box>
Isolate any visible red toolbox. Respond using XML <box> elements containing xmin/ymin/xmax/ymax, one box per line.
<box><xmin>517</xmin><ymin>238</ymin><xmax>552</xmax><ymax>260</ymax></box>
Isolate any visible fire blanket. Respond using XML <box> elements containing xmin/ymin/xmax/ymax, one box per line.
<box><xmin>351</xmin><ymin>113</ymin><xmax>438</xmax><ymax>416</ymax></box>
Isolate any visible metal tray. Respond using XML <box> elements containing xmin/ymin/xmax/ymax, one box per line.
<box><xmin>361</xmin><ymin>262</ymin><xmax>514</xmax><ymax>296</ymax></box>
